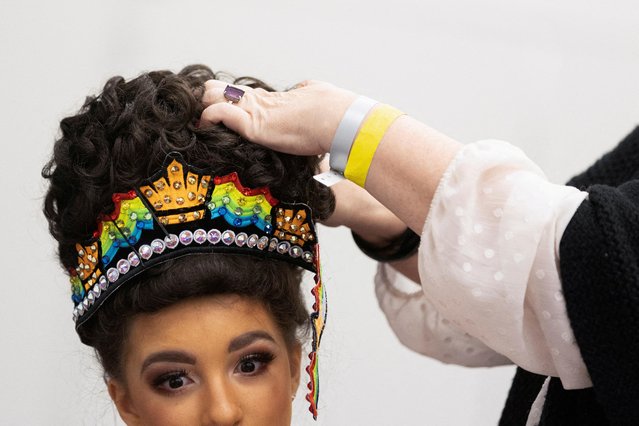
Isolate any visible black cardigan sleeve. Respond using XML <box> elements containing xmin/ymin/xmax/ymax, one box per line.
<box><xmin>558</xmin><ymin>181</ymin><xmax>639</xmax><ymax>424</ymax></box>
<box><xmin>501</xmin><ymin>128</ymin><xmax>639</xmax><ymax>426</ymax></box>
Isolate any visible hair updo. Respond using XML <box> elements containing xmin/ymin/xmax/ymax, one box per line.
<box><xmin>42</xmin><ymin>64</ymin><xmax>334</xmax><ymax>380</ymax></box>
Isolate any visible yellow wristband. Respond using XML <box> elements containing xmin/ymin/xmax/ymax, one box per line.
<box><xmin>343</xmin><ymin>104</ymin><xmax>404</xmax><ymax>187</ymax></box>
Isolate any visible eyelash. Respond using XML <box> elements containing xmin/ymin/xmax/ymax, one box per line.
<box><xmin>152</xmin><ymin>369</ymin><xmax>192</xmax><ymax>392</ymax></box>
<box><xmin>235</xmin><ymin>351</ymin><xmax>276</xmax><ymax>375</ymax></box>
<box><xmin>150</xmin><ymin>352</ymin><xmax>276</xmax><ymax>393</ymax></box>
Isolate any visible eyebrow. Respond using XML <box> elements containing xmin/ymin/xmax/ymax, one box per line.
<box><xmin>228</xmin><ymin>331</ymin><xmax>276</xmax><ymax>353</ymax></box>
<box><xmin>140</xmin><ymin>350</ymin><xmax>196</xmax><ymax>374</ymax></box>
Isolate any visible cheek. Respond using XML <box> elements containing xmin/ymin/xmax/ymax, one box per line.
<box><xmin>239</xmin><ymin>359</ymin><xmax>294</xmax><ymax>423</ymax></box>
<box><xmin>126</xmin><ymin>380</ymin><xmax>201</xmax><ymax>425</ymax></box>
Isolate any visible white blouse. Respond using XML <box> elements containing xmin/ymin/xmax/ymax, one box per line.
<box><xmin>375</xmin><ymin>140</ymin><xmax>592</xmax><ymax>422</ymax></box>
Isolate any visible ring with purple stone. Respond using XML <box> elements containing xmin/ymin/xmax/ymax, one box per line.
<box><xmin>223</xmin><ymin>85</ymin><xmax>245</xmax><ymax>104</ymax></box>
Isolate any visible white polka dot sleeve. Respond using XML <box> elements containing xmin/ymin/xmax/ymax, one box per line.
<box><xmin>375</xmin><ymin>262</ymin><xmax>513</xmax><ymax>367</ymax></box>
<box><xmin>377</xmin><ymin>140</ymin><xmax>592</xmax><ymax>389</ymax></box>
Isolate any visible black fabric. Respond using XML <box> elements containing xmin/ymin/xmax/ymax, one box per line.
<box><xmin>539</xmin><ymin>378</ymin><xmax>607</xmax><ymax>425</ymax></box>
<box><xmin>499</xmin><ymin>126</ymin><xmax>639</xmax><ymax>425</ymax></box>
<box><xmin>557</xmin><ymin>181</ymin><xmax>639</xmax><ymax>424</ymax></box>
<box><xmin>352</xmin><ymin>228</ymin><xmax>420</xmax><ymax>262</ymax></box>
<box><xmin>499</xmin><ymin>369</ymin><xmax>547</xmax><ymax>426</ymax></box>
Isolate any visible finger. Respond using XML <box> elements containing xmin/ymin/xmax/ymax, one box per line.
<box><xmin>204</xmin><ymin>79</ymin><xmax>228</xmax><ymax>90</ymax></box>
<box><xmin>290</xmin><ymin>80</ymin><xmax>310</xmax><ymax>90</ymax></box>
<box><xmin>200</xmin><ymin>102</ymin><xmax>252</xmax><ymax>136</ymax></box>
<box><xmin>202</xmin><ymin>80</ymin><xmax>258</xmax><ymax>107</ymax></box>
<box><xmin>290</xmin><ymin>79</ymin><xmax>324</xmax><ymax>90</ymax></box>
<box><xmin>318</xmin><ymin>156</ymin><xmax>330</xmax><ymax>173</ymax></box>
<box><xmin>202</xmin><ymin>86</ymin><xmax>225</xmax><ymax>107</ymax></box>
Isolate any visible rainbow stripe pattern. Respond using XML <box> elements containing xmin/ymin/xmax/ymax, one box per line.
<box><xmin>208</xmin><ymin>172</ymin><xmax>277</xmax><ymax>233</ymax></box>
<box><xmin>68</xmin><ymin>153</ymin><xmax>327</xmax><ymax>420</ymax></box>
<box><xmin>98</xmin><ymin>192</ymin><xmax>154</xmax><ymax>266</ymax></box>
<box><xmin>306</xmin><ymin>244</ymin><xmax>326</xmax><ymax>419</ymax></box>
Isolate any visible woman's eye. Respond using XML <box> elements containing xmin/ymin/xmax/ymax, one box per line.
<box><xmin>154</xmin><ymin>371</ymin><xmax>194</xmax><ymax>392</ymax></box>
<box><xmin>235</xmin><ymin>353</ymin><xmax>275</xmax><ymax>376</ymax></box>
<box><xmin>240</xmin><ymin>360</ymin><xmax>257</xmax><ymax>373</ymax></box>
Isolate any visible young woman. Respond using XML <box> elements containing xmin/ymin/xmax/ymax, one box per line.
<box><xmin>42</xmin><ymin>65</ymin><xmax>334</xmax><ymax>425</ymax></box>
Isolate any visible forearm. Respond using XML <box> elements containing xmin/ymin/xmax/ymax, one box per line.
<box><xmin>388</xmin><ymin>253</ymin><xmax>420</xmax><ymax>284</ymax></box>
<box><xmin>333</xmin><ymin>114</ymin><xmax>459</xmax><ymax>272</ymax></box>
<box><xmin>342</xmin><ymin>189</ymin><xmax>420</xmax><ymax>280</ymax></box>
<box><xmin>334</xmin><ymin>178</ymin><xmax>407</xmax><ymax>246</ymax></box>
<box><xmin>364</xmin><ymin>115</ymin><xmax>463</xmax><ymax>233</ymax></box>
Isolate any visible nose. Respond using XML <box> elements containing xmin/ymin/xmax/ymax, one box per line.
<box><xmin>200</xmin><ymin>378</ymin><xmax>243</xmax><ymax>426</ymax></box>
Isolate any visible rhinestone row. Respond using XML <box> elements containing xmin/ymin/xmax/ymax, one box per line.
<box><xmin>73</xmin><ymin>229</ymin><xmax>314</xmax><ymax>322</ymax></box>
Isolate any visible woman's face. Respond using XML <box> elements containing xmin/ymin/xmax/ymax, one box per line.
<box><xmin>108</xmin><ymin>295</ymin><xmax>302</xmax><ymax>426</ymax></box>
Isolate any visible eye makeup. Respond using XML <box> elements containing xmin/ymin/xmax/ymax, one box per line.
<box><xmin>151</xmin><ymin>368</ymin><xmax>195</xmax><ymax>394</ymax></box>
<box><xmin>235</xmin><ymin>351</ymin><xmax>276</xmax><ymax>375</ymax></box>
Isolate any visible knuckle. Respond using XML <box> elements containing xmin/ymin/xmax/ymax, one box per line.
<box><xmin>200</xmin><ymin>109</ymin><xmax>213</xmax><ymax>123</ymax></box>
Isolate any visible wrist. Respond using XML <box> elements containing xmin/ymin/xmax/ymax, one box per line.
<box><xmin>320</xmin><ymin>94</ymin><xmax>404</xmax><ymax>186</ymax></box>
<box><xmin>344</xmin><ymin>202</ymin><xmax>406</xmax><ymax>247</ymax></box>
<box><xmin>315</xmin><ymin>86</ymin><xmax>359</xmax><ymax>154</ymax></box>
<box><xmin>343</xmin><ymin>104</ymin><xmax>404</xmax><ymax>187</ymax></box>
<box><xmin>327</xmin><ymin>96</ymin><xmax>378</xmax><ymax>171</ymax></box>
<box><xmin>352</xmin><ymin>227</ymin><xmax>420</xmax><ymax>263</ymax></box>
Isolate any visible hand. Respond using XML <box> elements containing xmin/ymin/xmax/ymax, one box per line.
<box><xmin>200</xmin><ymin>80</ymin><xmax>357</xmax><ymax>156</ymax></box>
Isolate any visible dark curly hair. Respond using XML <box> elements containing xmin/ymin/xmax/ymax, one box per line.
<box><xmin>42</xmin><ymin>64</ymin><xmax>335</xmax><ymax>380</ymax></box>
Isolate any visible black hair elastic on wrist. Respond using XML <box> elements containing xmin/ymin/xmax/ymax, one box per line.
<box><xmin>351</xmin><ymin>228</ymin><xmax>420</xmax><ymax>262</ymax></box>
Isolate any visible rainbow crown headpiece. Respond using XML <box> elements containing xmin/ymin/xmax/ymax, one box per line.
<box><xmin>69</xmin><ymin>153</ymin><xmax>326</xmax><ymax>419</ymax></box>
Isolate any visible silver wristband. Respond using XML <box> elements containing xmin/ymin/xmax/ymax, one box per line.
<box><xmin>329</xmin><ymin>96</ymin><xmax>378</xmax><ymax>174</ymax></box>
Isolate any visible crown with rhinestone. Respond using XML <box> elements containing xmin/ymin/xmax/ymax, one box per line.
<box><xmin>69</xmin><ymin>152</ymin><xmax>326</xmax><ymax>419</ymax></box>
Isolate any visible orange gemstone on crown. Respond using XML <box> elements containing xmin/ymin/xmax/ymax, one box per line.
<box><xmin>139</xmin><ymin>159</ymin><xmax>211</xmax><ymax>225</ymax></box>
<box><xmin>275</xmin><ymin>208</ymin><xmax>314</xmax><ymax>246</ymax></box>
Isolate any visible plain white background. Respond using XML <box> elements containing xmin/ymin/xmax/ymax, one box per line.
<box><xmin>1</xmin><ymin>0</ymin><xmax>638</xmax><ymax>425</ymax></box>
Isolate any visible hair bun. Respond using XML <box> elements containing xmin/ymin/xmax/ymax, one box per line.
<box><xmin>42</xmin><ymin>65</ymin><xmax>335</xmax><ymax>272</ymax></box>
